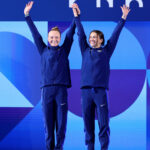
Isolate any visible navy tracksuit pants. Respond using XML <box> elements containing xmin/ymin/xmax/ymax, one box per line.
<box><xmin>81</xmin><ymin>87</ymin><xmax>110</xmax><ymax>150</ymax></box>
<box><xmin>41</xmin><ymin>85</ymin><xmax>68</xmax><ymax>150</ymax></box>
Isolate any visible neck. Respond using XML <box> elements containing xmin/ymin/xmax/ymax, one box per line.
<box><xmin>93</xmin><ymin>44</ymin><xmax>101</xmax><ymax>49</ymax></box>
<box><xmin>49</xmin><ymin>45</ymin><xmax>59</xmax><ymax>50</ymax></box>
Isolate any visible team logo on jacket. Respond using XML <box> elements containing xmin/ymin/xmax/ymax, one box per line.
<box><xmin>97</xmin><ymin>50</ymin><xmax>102</xmax><ymax>53</ymax></box>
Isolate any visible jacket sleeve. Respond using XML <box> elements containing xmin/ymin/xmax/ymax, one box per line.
<box><xmin>62</xmin><ymin>18</ymin><xmax>76</xmax><ymax>56</ymax></box>
<box><xmin>25</xmin><ymin>16</ymin><xmax>46</xmax><ymax>55</ymax></box>
<box><xmin>74</xmin><ymin>16</ymin><xmax>89</xmax><ymax>54</ymax></box>
<box><xmin>105</xmin><ymin>18</ymin><xmax>125</xmax><ymax>58</ymax></box>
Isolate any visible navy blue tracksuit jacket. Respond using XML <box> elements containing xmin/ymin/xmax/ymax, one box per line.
<box><xmin>74</xmin><ymin>16</ymin><xmax>125</xmax><ymax>89</ymax></box>
<box><xmin>25</xmin><ymin>16</ymin><xmax>75</xmax><ymax>88</ymax></box>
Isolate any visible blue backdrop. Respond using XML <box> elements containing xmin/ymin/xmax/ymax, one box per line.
<box><xmin>0</xmin><ymin>1</ymin><xmax>149</xmax><ymax>150</ymax></box>
<box><xmin>0</xmin><ymin>0</ymin><xmax>149</xmax><ymax>21</ymax></box>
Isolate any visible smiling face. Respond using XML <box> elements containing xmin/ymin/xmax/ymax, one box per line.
<box><xmin>89</xmin><ymin>32</ymin><xmax>103</xmax><ymax>48</ymax></box>
<box><xmin>48</xmin><ymin>28</ymin><xmax>61</xmax><ymax>47</ymax></box>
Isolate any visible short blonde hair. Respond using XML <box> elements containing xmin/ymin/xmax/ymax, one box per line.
<box><xmin>49</xmin><ymin>26</ymin><xmax>61</xmax><ymax>36</ymax></box>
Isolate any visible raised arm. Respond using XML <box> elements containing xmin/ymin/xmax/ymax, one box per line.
<box><xmin>24</xmin><ymin>1</ymin><xmax>46</xmax><ymax>55</ymax></box>
<box><xmin>62</xmin><ymin>19</ymin><xmax>76</xmax><ymax>56</ymax></box>
<box><xmin>72</xmin><ymin>3</ymin><xmax>89</xmax><ymax>53</ymax></box>
<box><xmin>105</xmin><ymin>5</ymin><xmax>130</xmax><ymax>57</ymax></box>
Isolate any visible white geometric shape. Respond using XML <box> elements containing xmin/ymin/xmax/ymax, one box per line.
<box><xmin>0</xmin><ymin>72</ymin><xmax>33</xmax><ymax>107</ymax></box>
<box><xmin>69</xmin><ymin>0</ymin><xmax>76</xmax><ymax>8</ymax></box>
<box><xmin>126</xmin><ymin>0</ymin><xmax>144</xmax><ymax>8</ymax></box>
<box><xmin>96</xmin><ymin>0</ymin><xmax>101</xmax><ymax>7</ymax></box>
<box><xmin>107</xmin><ymin>0</ymin><xmax>113</xmax><ymax>7</ymax></box>
<box><xmin>96</xmin><ymin>0</ymin><xmax>113</xmax><ymax>8</ymax></box>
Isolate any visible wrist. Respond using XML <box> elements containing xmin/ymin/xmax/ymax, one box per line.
<box><xmin>25</xmin><ymin>12</ymin><xmax>29</xmax><ymax>17</ymax></box>
<box><xmin>74</xmin><ymin>14</ymin><xmax>78</xmax><ymax>17</ymax></box>
<box><xmin>122</xmin><ymin>14</ymin><xmax>127</xmax><ymax>20</ymax></box>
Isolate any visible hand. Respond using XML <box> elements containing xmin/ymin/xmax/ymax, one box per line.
<box><xmin>24</xmin><ymin>1</ymin><xmax>34</xmax><ymax>16</ymax></box>
<box><xmin>72</xmin><ymin>3</ymin><xmax>81</xmax><ymax>17</ymax></box>
<box><xmin>121</xmin><ymin>5</ymin><xmax>130</xmax><ymax>20</ymax></box>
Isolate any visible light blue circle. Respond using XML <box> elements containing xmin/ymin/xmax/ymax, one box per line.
<box><xmin>61</xmin><ymin>21</ymin><xmax>146</xmax><ymax>69</ymax></box>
